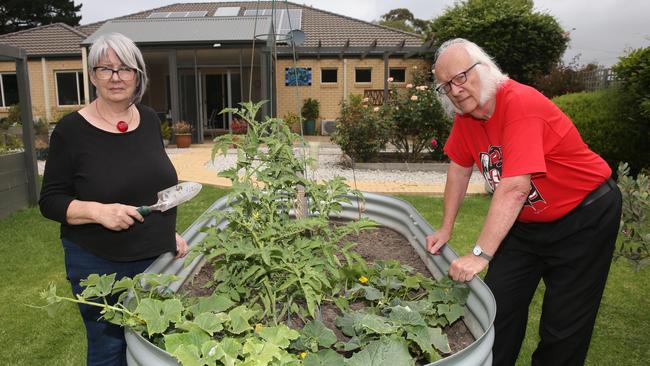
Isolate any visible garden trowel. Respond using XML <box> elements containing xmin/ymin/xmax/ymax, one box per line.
<box><xmin>136</xmin><ymin>182</ymin><xmax>202</xmax><ymax>216</ymax></box>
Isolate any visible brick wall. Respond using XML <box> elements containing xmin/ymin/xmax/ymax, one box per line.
<box><xmin>276</xmin><ymin>56</ymin><xmax>431</xmax><ymax>134</ymax></box>
<box><xmin>0</xmin><ymin>57</ymin><xmax>85</xmax><ymax>123</ymax></box>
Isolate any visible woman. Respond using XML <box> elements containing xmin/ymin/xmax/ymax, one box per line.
<box><xmin>39</xmin><ymin>32</ymin><xmax>188</xmax><ymax>366</ymax></box>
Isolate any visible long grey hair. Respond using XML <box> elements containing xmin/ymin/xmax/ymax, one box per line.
<box><xmin>87</xmin><ymin>32</ymin><xmax>148</xmax><ymax>105</ymax></box>
<box><xmin>434</xmin><ymin>38</ymin><xmax>508</xmax><ymax>116</ymax></box>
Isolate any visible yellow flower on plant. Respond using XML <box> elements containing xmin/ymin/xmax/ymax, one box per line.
<box><xmin>300</xmin><ymin>352</ymin><xmax>308</xmax><ymax>359</ymax></box>
<box><xmin>358</xmin><ymin>275</ymin><xmax>368</xmax><ymax>284</ymax></box>
<box><xmin>255</xmin><ymin>323</ymin><xmax>263</xmax><ymax>333</ymax></box>
<box><xmin>410</xmin><ymin>95</ymin><xmax>418</xmax><ymax>101</ymax></box>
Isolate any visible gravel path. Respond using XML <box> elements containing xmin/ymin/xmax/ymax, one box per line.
<box><xmin>38</xmin><ymin>144</ymin><xmax>485</xmax><ymax>185</ymax></box>
<box><xmin>205</xmin><ymin>145</ymin><xmax>485</xmax><ymax>184</ymax></box>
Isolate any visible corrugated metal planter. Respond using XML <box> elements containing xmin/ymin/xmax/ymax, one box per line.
<box><xmin>126</xmin><ymin>192</ymin><xmax>496</xmax><ymax>365</ymax></box>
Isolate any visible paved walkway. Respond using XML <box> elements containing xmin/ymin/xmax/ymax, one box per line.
<box><xmin>168</xmin><ymin>137</ymin><xmax>487</xmax><ymax>195</ymax></box>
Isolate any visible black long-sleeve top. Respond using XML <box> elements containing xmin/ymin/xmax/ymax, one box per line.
<box><xmin>39</xmin><ymin>104</ymin><xmax>178</xmax><ymax>261</ymax></box>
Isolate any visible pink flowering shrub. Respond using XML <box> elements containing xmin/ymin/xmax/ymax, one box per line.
<box><xmin>385</xmin><ymin>68</ymin><xmax>451</xmax><ymax>162</ymax></box>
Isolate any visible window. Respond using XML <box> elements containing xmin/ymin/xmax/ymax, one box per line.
<box><xmin>321</xmin><ymin>68</ymin><xmax>337</xmax><ymax>83</ymax></box>
<box><xmin>56</xmin><ymin>71</ymin><xmax>85</xmax><ymax>106</ymax></box>
<box><xmin>0</xmin><ymin>73</ymin><xmax>18</xmax><ymax>107</ymax></box>
<box><xmin>389</xmin><ymin>68</ymin><xmax>406</xmax><ymax>83</ymax></box>
<box><xmin>355</xmin><ymin>68</ymin><xmax>372</xmax><ymax>83</ymax></box>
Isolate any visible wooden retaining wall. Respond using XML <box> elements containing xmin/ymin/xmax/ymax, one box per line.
<box><xmin>0</xmin><ymin>152</ymin><xmax>30</xmax><ymax>219</ymax></box>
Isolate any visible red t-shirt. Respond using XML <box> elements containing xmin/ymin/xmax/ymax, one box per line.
<box><xmin>444</xmin><ymin>79</ymin><xmax>611</xmax><ymax>222</ymax></box>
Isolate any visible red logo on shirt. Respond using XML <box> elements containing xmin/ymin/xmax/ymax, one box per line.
<box><xmin>480</xmin><ymin>146</ymin><xmax>548</xmax><ymax>213</ymax></box>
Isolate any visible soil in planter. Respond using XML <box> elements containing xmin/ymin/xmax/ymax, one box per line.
<box><xmin>181</xmin><ymin>225</ymin><xmax>475</xmax><ymax>359</ymax></box>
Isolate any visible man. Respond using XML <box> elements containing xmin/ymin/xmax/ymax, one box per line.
<box><xmin>426</xmin><ymin>38</ymin><xmax>622</xmax><ymax>365</ymax></box>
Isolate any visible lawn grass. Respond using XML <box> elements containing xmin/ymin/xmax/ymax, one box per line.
<box><xmin>0</xmin><ymin>188</ymin><xmax>647</xmax><ymax>365</ymax></box>
<box><xmin>399</xmin><ymin>194</ymin><xmax>650</xmax><ymax>366</ymax></box>
<box><xmin>0</xmin><ymin>185</ymin><xmax>228</xmax><ymax>366</ymax></box>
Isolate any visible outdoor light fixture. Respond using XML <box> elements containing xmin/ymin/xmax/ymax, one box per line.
<box><xmin>213</xmin><ymin>43</ymin><xmax>221</xmax><ymax>47</ymax></box>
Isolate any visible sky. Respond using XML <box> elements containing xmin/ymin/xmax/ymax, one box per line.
<box><xmin>76</xmin><ymin>0</ymin><xmax>650</xmax><ymax>67</ymax></box>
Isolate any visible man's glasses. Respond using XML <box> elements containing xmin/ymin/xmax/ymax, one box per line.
<box><xmin>435</xmin><ymin>62</ymin><xmax>481</xmax><ymax>95</ymax></box>
<box><xmin>93</xmin><ymin>66</ymin><xmax>136</xmax><ymax>81</ymax></box>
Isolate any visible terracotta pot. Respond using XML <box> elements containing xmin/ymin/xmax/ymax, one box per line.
<box><xmin>174</xmin><ymin>134</ymin><xmax>191</xmax><ymax>148</ymax></box>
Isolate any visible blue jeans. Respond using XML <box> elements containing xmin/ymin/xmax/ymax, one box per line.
<box><xmin>62</xmin><ymin>239</ymin><xmax>156</xmax><ymax>366</ymax></box>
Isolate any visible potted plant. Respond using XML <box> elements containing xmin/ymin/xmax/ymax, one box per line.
<box><xmin>171</xmin><ymin>121</ymin><xmax>192</xmax><ymax>148</ymax></box>
<box><xmin>301</xmin><ymin>98</ymin><xmax>319</xmax><ymax>135</ymax></box>
<box><xmin>283</xmin><ymin>111</ymin><xmax>301</xmax><ymax>133</ymax></box>
<box><xmin>160</xmin><ymin>122</ymin><xmax>172</xmax><ymax>147</ymax></box>
<box><xmin>41</xmin><ymin>101</ymin><xmax>496</xmax><ymax>366</ymax></box>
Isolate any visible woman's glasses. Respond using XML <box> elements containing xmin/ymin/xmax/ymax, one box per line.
<box><xmin>93</xmin><ymin>66</ymin><xmax>136</xmax><ymax>81</ymax></box>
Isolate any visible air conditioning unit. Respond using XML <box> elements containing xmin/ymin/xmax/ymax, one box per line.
<box><xmin>321</xmin><ymin>119</ymin><xmax>337</xmax><ymax>135</ymax></box>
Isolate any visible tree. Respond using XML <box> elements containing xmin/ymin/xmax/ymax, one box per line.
<box><xmin>0</xmin><ymin>0</ymin><xmax>82</xmax><ymax>34</ymax></box>
<box><xmin>428</xmin><ymin>0</ymin><xmax>568</xmax><ymax>85</ymax></box>
<box><xmin>377</xmin><ymin>8</ymin><xmax>428</xmax><ymax>35</ymax></box>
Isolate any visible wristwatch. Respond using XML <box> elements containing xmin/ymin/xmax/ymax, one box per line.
<box><xmin>472</xmin><ymin>244</ymin><xmax>493</xmax><ymax>261</ymax></box>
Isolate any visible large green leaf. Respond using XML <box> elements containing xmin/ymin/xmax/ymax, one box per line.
<box><xmin>388</xmin><ymin>305</ymin><xmax>427</xmax><ymax>326</ymax></box>
<box><xmin>304</xmin><ymin>349</ymin><xmax>346</xmax><ymax>366</ymax></box>
<box><xmin>428</xmin><ymin>326</ymin><xmax>451</xmax><ymax>354</ymax></box>
<box><xmin>404</xmin><ymin>325</ymin><xmax>438</xmax><ymax>362</ymax></box>
<box><xmin>80</xmin><ymin>273</ymin><xmax>115</xmax><ymax>298</ymax></box>
<box><xmin>228</xmin><ymin>305</ymin><xmax>257</xmax><ymax>334</ymax></box>
<box><xmin>212</xmin><ymin>337</ymin><xmax>242</xmax><ymax>366</ymax></box>
<box><xmin>259</xmin><ymin>324</ymin><xmax>300</xmax><ymax>348</ymax></box>
<box><xmin>437</xmin><ymin>303</ymin><xmax>465</xmax><ymax>324</ymax></box>
<box><xmin>177</xmin><ymin>312</ymin><xmax>228</xmax><ymax>336</ymax></box>
<box><xmin>344</xmin><ymin>338</ymin><xmax>415</xmax><ymax>366</ymax></box>
<box><xmin>135</xmin><ymin>298</ymin><xmax>183</xmax><ymax>335</ymax></box>
<box><xmin>171</xmin><ymin>344</ymin><xmax>203</xmax><ymax>366</ymax></box>
<box><xmin>187</xmin><ymin>293</ymin><xmax>235</xmax><ymax>316</ymax></box>
<box><xmin>357</xmin><ymin>313</ymin><xmax>398</xmax><ymax>335</ymax></box>
<box><xmin>164</xmin><ymin>331</ymin><xmax>211</xmax><ymax>354</ymax></box>
<box><xmin>298</xmin><ymin>320</ymin><xmax>338</xmax><ymax>351</ymax></box>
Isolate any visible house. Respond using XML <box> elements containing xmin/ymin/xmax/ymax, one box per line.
<box><xmin>0</xmin><ymin>1</ymin><xmax>432</xmax><ymax>143</ymax></box>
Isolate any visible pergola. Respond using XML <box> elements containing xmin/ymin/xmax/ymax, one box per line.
<box><xmin>0</xmin><ymin>44</ymin><xmax>38</xmax><ymax>218</ymax></box>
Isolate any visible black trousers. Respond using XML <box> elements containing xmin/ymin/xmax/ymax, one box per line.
<box><xmin>484</xmin><ymin>184</ymin><xmax>622</xmax><ymax>366</ymax></box>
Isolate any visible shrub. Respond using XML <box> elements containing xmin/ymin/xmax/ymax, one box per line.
<box><xmin>283</xmin><ymin>111</ymin><xmax>301</xmax><ymax>132</ymax></box>
<box><xmin>160</xmin><ymin>122</ymin><xmax>172</xmax><ymax>140</ymax></box>
<box><xmin>533</xmin><ymin>58</ymin><xmax>599</xmax><ymax>98</ymax></box>
<box><xmin>301</xmin><ymin>98</ymin><xmax>320</xmax><ymax>120</ymax></box>
<box><xmin>612</xmin><ymin>46</ymin><xmax>650</xmax><ymax>172</ymax></box>
<box><xmin>553</xmin><ymin>89</ymin><xmax>637</xmax><ymax>172</ymax></box>
<box><xmin>331</xmin><ymin>94</ymin><xmax>390</xmax><ymax>162</ymax></box>
<box><xmin>386</xmin><ymin>68</ymin><xmax>451</xmax><ymax>162</ymax></box>
<box><xmin>616</xmin><ymin>162</ymin><xmax>650</xmax><ymax>270</ymax></box>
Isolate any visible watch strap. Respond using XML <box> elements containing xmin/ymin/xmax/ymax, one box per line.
<box><xmin>473</xmin><ymin>244</ymin><xmax>493</xmax><ymax>261</ymax></box>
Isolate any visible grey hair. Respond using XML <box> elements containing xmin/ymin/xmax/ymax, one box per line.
<box><xmin>87</xmin><ymin>32</ymin><xmax>148</xmax><ymax>104</ymax></box>
<box><xmin>434</xmin><ymin>38</ymin><xmax>508</xmax><ymax>116</ymax></box>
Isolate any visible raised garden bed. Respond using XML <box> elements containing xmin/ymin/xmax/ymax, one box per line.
<box><xmin>124</xmin><ymin>192</ymin><xmax>496</xmax><ymax>365</ymax></box>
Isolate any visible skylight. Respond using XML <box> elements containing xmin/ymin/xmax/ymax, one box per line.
<box><xmin>213</xmin><ymin>7</ymin><xmax>240</xmax><ymax>16</ymax></box>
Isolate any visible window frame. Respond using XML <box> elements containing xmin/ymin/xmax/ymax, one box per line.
<box><xmin>55</xmin><ymin>70</ymin><xmax>85</xmax><ymax>106</ymax></box>
<box><xmin>320</xmin><ymin>68</ymin><xmax>338</xmax><ymax>84</ymax></box>
<box><xmin>355</xmin><ymin>68</ymin><xmax>372</xmax><ymax>83</ymax></box>
<box><xmin>389</xmin><ymin>68</ymin><xmax>406</xmax><ymax>83</ymax></box>
<box><xmin>0</xmin><ymin>72</ymin><xmax>18</xmax><ymax>108</ymax></box>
